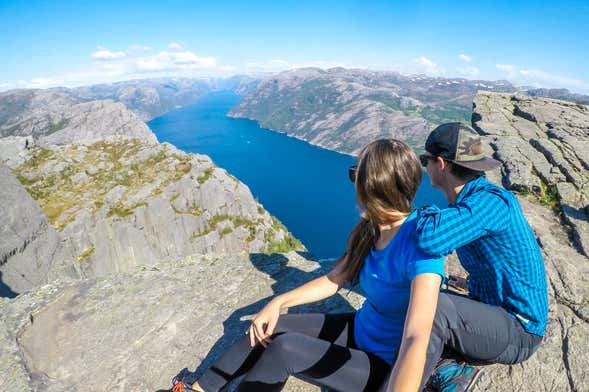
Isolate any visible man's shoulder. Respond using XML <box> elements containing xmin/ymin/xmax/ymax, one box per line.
<box><xmin>466</xmin><ymin>177</ymin><xmax>514</xmax><ymax>204</ymax></box>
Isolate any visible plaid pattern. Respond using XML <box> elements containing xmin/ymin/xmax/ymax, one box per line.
<box><xmin>415</xmin><ymin>177</ymin><xmax>548</xmax><ymax>336</ymax></box>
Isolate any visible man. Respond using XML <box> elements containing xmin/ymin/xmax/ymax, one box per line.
<box><xmin>415</xmin><ymin>123</ymin><xmax>548</xmax><ymax>391</ymax></box>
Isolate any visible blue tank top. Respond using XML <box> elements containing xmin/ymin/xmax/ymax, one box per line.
<box><xmin>354</xmin><ymin>212</ymin><xmax>445</xmax><ymax>364</ymax></box>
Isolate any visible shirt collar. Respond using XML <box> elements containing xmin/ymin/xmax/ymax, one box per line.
<box><xmin>453</xmin><ymin>176</ymin><xmax>486</xmax><ymax>205</ymax></box>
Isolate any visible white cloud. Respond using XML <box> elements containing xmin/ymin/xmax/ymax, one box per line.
<box><xmin>27</xmin><ymin>77</ymin><xmax>66</xmax><ymax>88</ymax></box>
<box><xmin>459</xmin><ymin>54</ymin><xmax>472</xmax><ymax>62</ymax></box>
<box><xmin>410</xmin><ymin>56</ymin><xmax>442</xmax><ymax>76</ymax></box>
<box><xmin>129</xmin><ymin>45</ymin><xmax>152</xmax><ymax>52</ymax></box>
<box><xmin>416</xmin><ymin>56</ymin><xmax>436</xmax><ymax>68</ymax></box>
<box><xmin>0</xmin><ymin>82</ymin><xmax>12</xmax><ymax>91</ymax></box>
<box><xmin>91</xmin><ymin>46</ymin><xmax>126</xmax><ymax>60</ymax></box>
<box><xmin>456</xmin><ymin>66</ymin><xmax>480</xmax><ymax>78</ymax></box>
<box><xmin>496</xmin><ymin>64</ymin><xmax>517</xmax><ymax>78</ymax></box>
<box><xmin>167</xmin><ymin>42</ymin><xmax>184</xmax><ymax>51</ymax></box>
<box><xmin>518</xmin><ymin>69</ymin><xmax>589</xmax><ymax>89</ymax></box>
<box><xmin>496</xmin><ymin>63</ymin><xmax>589</xmax><ymax>91</ymax></box>
<box><xmin>136</xmin><ymin>50</ymin><xmax>216</xmax><ymax>71</ymax></box>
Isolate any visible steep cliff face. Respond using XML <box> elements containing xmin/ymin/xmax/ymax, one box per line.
<box><xmin>0</xmin><ymin>165</ymin><xmax>65</xmax><ymax>295</ymax></box>
<box><xmin>229</xmin><ymin>67</ymin><xmax>516</xmax><ymax>155</ymax></box>
<box><xmin>8</xmin><ymin>138</ymin><xmax>302</xmax><ymax>283</ymax></box>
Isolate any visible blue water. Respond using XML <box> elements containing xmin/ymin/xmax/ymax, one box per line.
<box><xmin>148</xmin><ymin>91</ymin><xmax>446</xmax><ymax>259</ymax></box>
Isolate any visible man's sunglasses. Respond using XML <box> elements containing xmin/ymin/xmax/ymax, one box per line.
<box><xmin>348</xmin><ymin>165</ymin><xmax>357</xmax><ymax>183</ymax></box>
<box><xmin>419</xmin><ymin>154</ymin><xmax>437</xmax><ymax>167</ymax></box>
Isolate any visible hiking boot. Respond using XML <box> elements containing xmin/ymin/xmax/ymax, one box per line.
<box><xmin>424</xmin><ymin>359</ymin><xmax>482</xmax><ymax>392</ymax></box>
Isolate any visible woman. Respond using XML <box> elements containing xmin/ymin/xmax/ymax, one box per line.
<box><xmin>173</xmin><ymin>139</ymin><xmax>444</xmax><ymax>392</ymax></box>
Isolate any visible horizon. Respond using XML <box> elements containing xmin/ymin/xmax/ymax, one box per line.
<box><xmin>2</xmin><ymin>0</ymin><xmax>588</xmax><ymax>93</ymax></box>
<box><xmin>0</xmin><ymin>66</ymin><xmax>574</xmax><ymax>96</ymax></box>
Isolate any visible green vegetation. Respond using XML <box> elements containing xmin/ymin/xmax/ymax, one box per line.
<box><xmin>220</xmin><ymin>227</ymin><xmax>233</xmax><ymax>237</ymax></box>
<box><xmin>264</xmin><ymin>216</ymin><xmax>304</xmax><ymax>254</ymax></box>
<box><xmin>197</xmin><ymin>167</ymin><xmax>214</xmax><ymax>184</ymax></box>
<box><xmin>539</xmin><ymin>181</ymin><xmax>560</xmax><ymax>210</ymax></box>
<box><xmin>13</xmin><ymin>139</ymin><xmax>194</xmax><ymax>230</ymax></box>
<box><xmin>77</xmin><ymin>245</ymin><xmax>95</xmax><ymax>262</ymax></box>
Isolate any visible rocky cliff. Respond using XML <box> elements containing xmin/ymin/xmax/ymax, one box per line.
<box><xmin>3</xmin><ymin>137</ymin><xmax>302</xmax><ymax>292</ymax></box>
<box><xmin>0</xmin><ymin>89</ymin><xmax>155</xmax><ymax>145</ymax></box>
<box><xmin>0</xmin><ymin>165</ymin><xmax>63</xmax><ymax>296</ymax></box>
<box><xmin>467</xmin><ymin>92</ymin><xmax>588</xmax><ymax>391</ymax></box>
<box><xmin>229</xmin><ymin>67</ymin><xmax>517</xmax><ymax>155</ymax></box>
<box><xmin>472</xmin><ymin>92</ymin><xmax>588</xmax><ymax>256</ymax></box>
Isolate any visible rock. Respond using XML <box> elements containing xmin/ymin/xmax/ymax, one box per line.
<box><xmin>473</xmin><ymin>92</ymin><xmax>589</xmax><ymax>256</ymax></box>
<box><xmin>0</xmin><ymin>252</ymin><xmax>362</xmax><ymax>392</ymax></box>
<box><xmin>39</xmin><ymin>100</ymin><xmax>157</xmax><ymax>146</ymax></box>
<box><xmin>11</xmin><ymin>139</ymin><xmax>304</xmax><ymax>281</ymax></box>
<box><xmin>0</xmin><ymin>165</ymin><xmax>67</xmax><ymax>295</ymax></box>
<box><xmin>0</xmin><ymin>136</ymin><xmax>34</xmax><ymax>168</ymax></box>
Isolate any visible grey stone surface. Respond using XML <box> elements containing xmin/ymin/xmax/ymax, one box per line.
<box><xmin>473</xmin><ymin>92</ymin><xmax>589</xmax><ymax>256</ymax></box>
<box><xmin>39</xmin><ymin>100</ymin><xmax>157</xmax><ymax>146</ymax></box>
<box><xmin>0</xmin><ymin>164</ymin><xmax>66</xmax><ymax>295</ymax></box>
<box><xmin>11</xmin><ymin>138</ymin><xmax>302</xmax><ymax>283</ymax></box>
<box><xmin>0</xmin><ymin>136</ymin><xmax>34</xmax><ymax>168</ymax></box>
<box><xmin>0</xmin><ymin>252</ymin><xmax>361</xmax><ymax>392</ymax></box>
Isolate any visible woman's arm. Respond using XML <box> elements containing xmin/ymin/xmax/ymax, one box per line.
<box><xmin>386</xmin><ymin>273</ymin><xmax>441</xmax><ymax>392</ymax></box>
<box><xmin>248</xmin><ymin>259</ymin><xmax>348</xmax><ymax>347</ymax></box>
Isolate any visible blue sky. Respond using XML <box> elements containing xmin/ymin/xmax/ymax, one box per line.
<box><xmin>2</xmin><ymin>0</ymin><xmax>588</xmax><ymax>92</ymax></box>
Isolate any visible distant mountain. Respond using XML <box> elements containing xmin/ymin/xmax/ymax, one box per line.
<box><xmin>0</xmin><ymin>76</ymin><xmax>263</xmax><ymax>140</ymax></box>
<box><xmin>229</xmin><ymin>67</ymin><xmax>517</xmax><ymax>155</ymax></box>
<box><xmin>522</xmin><ymin>87</ymin><xmax>589</xmax><ymax>105</ymax></box>
<box><xmin>60</xmin><ymin>75</ymin><xmax>263</xmax><ymax>121</ymax></box>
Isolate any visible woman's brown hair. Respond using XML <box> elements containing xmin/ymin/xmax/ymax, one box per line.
<box><xmin>338</xmin><ymin>139</ymin><xmax>422</xmax><ymax>284</ymax></box>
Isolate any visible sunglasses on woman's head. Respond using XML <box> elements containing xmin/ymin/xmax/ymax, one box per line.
<box><xmin>348</xmin><ymin>165</ymin><xmax>357</xmax><ymax>183</ymax></box>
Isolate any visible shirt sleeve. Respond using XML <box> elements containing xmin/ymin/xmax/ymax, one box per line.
<box><xmin>406</xmin><ymin>245</ymin><xmax>445</xmax><ymax>281</ymax></box>
<box><xmin>415</xmin><ymin>187</ymin><xmax>510</xmax><ymax>257</ymax></box>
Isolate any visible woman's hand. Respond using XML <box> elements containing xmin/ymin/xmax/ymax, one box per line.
<box><xmin>247</xmin><ymin>299</ymin><xmax>282</xmax><ymax>347</ymax></box>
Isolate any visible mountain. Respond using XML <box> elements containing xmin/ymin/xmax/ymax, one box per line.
<box><xmin>229</xmin><ymin>67</ymin><xmax>517</xmax><ymax>155</ymax></box>
<box><xmin>0</xmin><ymin>76</ymin><xmax>263</xmax><ymax>140</ymax></box>
<box><xmin>59</xmin><ymin>76</ymin><xmax>263</xmax><ymax>121</ymax></box>
<box><xmin>523</xmin><ymin>87</ymin><xmax>589</xmax><ymax>106</ymax></box>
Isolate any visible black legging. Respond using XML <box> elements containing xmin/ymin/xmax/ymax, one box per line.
<box><xmin>197</xmin><ymin>313</ymin><xmax>391</xmax><ymax>392</ymax></box>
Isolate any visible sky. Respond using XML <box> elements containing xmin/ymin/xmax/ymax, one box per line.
<box><xmin>1</xmin><ymin>0</ymin><xmax>588</xmax><ymax>93</ymax></box>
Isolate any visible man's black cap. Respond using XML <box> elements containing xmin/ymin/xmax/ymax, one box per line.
<box><xmin>425</xmin><ymin>122</ymin><xmax>501</xmax><ymax>171</ymax></box>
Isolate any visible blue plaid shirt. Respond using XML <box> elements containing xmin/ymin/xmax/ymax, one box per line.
<box><xmin>415</xmin><ymin>176</ymin><xmax>548</xmax><ymax>336</ymax></box>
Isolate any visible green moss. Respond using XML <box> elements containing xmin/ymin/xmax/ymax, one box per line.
<box><xmin>197</xmin><ymin>167</ymin><xmax>214</xmax><ymax>184</ymax></box>
<box><xmin>264</xmin><ymin>216</ymin><xmax>304</xmax><ymax>254</ymax></box>
<box><xmin>77</xmin><ymin>245</ymin><xmax>95</xmax><ymax>262</ymax></box>
<box><xmin>539</xmin><ymin>181</ymin><xmax>560</xmax><ymax>210</ymax></box>
<box><xmin>220</xmin><ymin>227</ymin><xmax>233</xmax><ymax>236</ymax></box>
<box><xmin>15</xmin><ymin>174</ymin><xmax>37</xmax><ymax>187</ymax></box>
<box><xmin>106</xmin><ymin>204</ymin><xmax>134</xmax><ymax>219</ymax></box>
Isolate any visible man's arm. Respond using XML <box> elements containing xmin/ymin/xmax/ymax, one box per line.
<box><xmin>415</xmin><ymin>189</ymin><xmax>510</xmax><ymax>256</ymax></box>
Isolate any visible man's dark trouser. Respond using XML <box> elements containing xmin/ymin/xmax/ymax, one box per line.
<box><xmin>419</xmin><ymin>292</ymin><xmax>543</xmax><ymax>390</ymax></box>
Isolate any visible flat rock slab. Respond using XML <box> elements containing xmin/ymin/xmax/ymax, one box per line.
<box><xmin>0</xmin><ymin>252</ymin><xmax>362</xmax><ymax>392</ymax></box>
